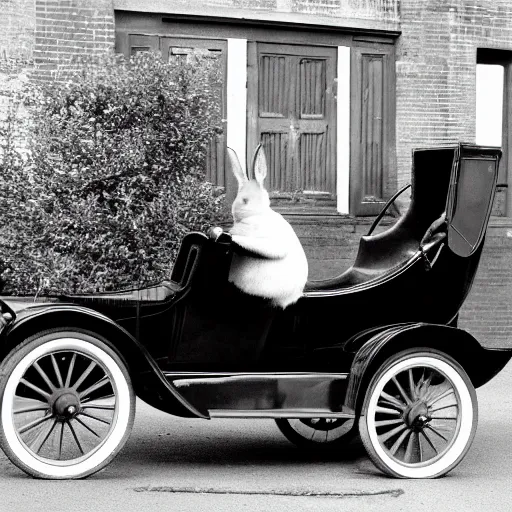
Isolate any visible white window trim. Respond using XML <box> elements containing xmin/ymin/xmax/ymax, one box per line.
<box><xmin>475</xmin><ymin>63</ymin><xmax>504</xmax><ymax>147</ymax></box>
<box><xmin>337</xmin><ymin>45</ymin><xmax>350</xmax><ymax>214</ymax></box>
<box><xmin>226</xmin><ymin>38</ymin><xmax>248</xmax><ymax>174</ymax></box>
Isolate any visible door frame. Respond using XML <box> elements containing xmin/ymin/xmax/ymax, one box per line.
<box><xmin>115</xmin><ymin>13</ymin><xmax>398</xmax><ymax>216</ymax></box>
<box><xmin>246</xmin><ymin>42</ymin><xmax>338</xmax><ymax>203</ymax></box>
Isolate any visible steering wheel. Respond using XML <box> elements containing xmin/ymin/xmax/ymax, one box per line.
<box><xmin>207</xmin><ymin>226</ymin><xmax>232</xmax><ymax>244</ymax></box>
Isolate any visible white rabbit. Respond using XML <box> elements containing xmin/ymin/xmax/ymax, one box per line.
<box><xmin>227</xmin><ymin>144</ymin><xmax>308</xmax><ymax>308</ymax></box>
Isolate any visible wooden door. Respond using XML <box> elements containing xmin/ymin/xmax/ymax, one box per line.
<box><xmin>248</xmin><ymin>43</ymin><xmax>337</xmax><ymax>206</ymax></box>
<box><xmin>350</xmin><ymin>46</ymin><xmax>395</xmax><ymax>216</ymax></box>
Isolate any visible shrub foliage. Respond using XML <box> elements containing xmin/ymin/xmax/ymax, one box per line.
<box><xmin>0</xmin><ymin>52</ymin><xmax>228</xmax><ymax>295</ymax></box>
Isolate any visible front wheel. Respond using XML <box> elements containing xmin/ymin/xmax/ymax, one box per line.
<box><xmin>0</xmin><ymin>330</ymin><xmax>135</xmax><ymax>479</ymax></box>
<box><xmin>359</xmin><ymin>349</ymin><xmax>477</xmax><ymax>479</ymax></box>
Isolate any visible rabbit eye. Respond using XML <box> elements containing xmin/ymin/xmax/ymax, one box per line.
<box><xmin>242</xmin><ymin>197</ymin><xmax>249</xmax><ymax>204</ymax></box>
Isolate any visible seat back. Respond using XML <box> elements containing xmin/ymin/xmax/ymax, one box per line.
<box><xmin>305</xmin><ymin>147</ymin><xmax>457</xmax><ymax>291</ymax></box>
<box><xmin>352</xmin><ymin>147</ymin><xmax>456</xmax><ymax>272</ymax></box>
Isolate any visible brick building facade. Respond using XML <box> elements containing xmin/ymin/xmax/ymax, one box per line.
<box><xmin>2</xmin><ymin>0</ymin><xmax>512</xmax><ymax>347</ymax></box>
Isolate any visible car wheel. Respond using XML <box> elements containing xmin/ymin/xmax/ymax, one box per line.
<box><xmin>275</xmin><ymin>417</ymin><xmax>356</xmax><ymax>449</ymax></box>
<box><xmin>359</xmin><ymin>348</ymin><xmax>477</xmax><ymax>479</ymax></box>
<box><xmin>0</xmin><ymin>330</ymin><xmax>135</xmax><ymax>479</ymax></box>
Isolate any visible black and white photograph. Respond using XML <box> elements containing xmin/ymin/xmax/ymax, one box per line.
<box><xmin>1</xmin><ymin>1</ymin><xmax>512</xmax><ymax>510</ymax></box>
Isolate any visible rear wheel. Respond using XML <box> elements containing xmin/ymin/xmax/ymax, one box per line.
<box><xmin>0</xmin><ymin>330</ymin><xmax>135</xmax><ymax>479</ymax></box>
<box><xmin>275</xmin><ymin>417</ymin><xmax>356</xmax><ymax>450</ymax></box>
<box><xmin>359</xmin><ymin>349</ymin><xmax>477</xmax><ymax>478</ymax></box>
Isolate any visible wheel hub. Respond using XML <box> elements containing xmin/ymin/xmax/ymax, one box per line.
<box><xmin>52</xmin><ymin>391</ymin><xmax>80</xmax><ymax>419</ymax></box>
<box><xmin>405</xmin><ymin>401</ymin><xmax>431</xmax><ymax>430</ymax></box>
<box><xmin>301</xmin><ymin>418</ymin><xmax>347</xmax><ymax>431</ymax></box>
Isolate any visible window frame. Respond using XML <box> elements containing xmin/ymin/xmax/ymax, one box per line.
<box><xmin>115</xmin><ymin>12</ymin><xmax>398</xmax><ymax>216</ymax></box>
<box><xmin>477</xmin><ymin>48</ymin><xmax>512</xmax><ymax>218</ymax></box>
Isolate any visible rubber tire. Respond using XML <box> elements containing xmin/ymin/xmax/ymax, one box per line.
<box><xmin>275</xmin><ymin>418</ymin><xmax>357</xmax><ymax>450</ymax></box>
<box><xmin>359</xmin><ymin>348</ymin><xmax>478</xmax><ymax>479</ymax></box>
<box><xmin>0</xmin><ymin>329</ymin><xmax>136</xmax><ymax>479</ymax></box>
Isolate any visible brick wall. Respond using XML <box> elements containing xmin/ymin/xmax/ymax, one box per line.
<box><xmin>397</xmin><ymin>1</ymin><xmax>512</xmax><ymax>348</ymax></box>
<box><xmin>113</xmin><ymin>0</ymin><xmax>400</xmax><ymax>27</ymax></box>
<box><xmin>291</xmin><ymin>218</ymin><xmax>373</xmax><ymax>281</ymax></box>
<box><xmin>0</xmin><ymin>1</ymin><xmax>34</xmax><ymax>140</ymax></box>
<box><xmin>0</xmin><ymin>0</ymin><xmax>35</xmax><ymax>65</ymax></box>
<box><xmin>33</xmin><ymin>0</ymin><xmax>115</xmax><ymax>82</ymax></box>
<box><xmin>459</xmin><ymin>233</ymin><xmax>512</xmax><ymax>348</ymax></box>
<box><xmin>396</xmin><ymin>0</ymin><xmax>512</xmax><ymax>188</ymax></box>
<box><xmin>0</xmin><ymin>0</ymin><xmax>35</xmax><ymax>101</ymax></box>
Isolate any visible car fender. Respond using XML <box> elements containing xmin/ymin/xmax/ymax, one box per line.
<box><xmin>0</xmin><ymin>303</ymin><xmax>209</xmax><ymax>419</ymax></box>
<box><xmin>343</xmin><ymin>322</ymin><xmax>512</xmax><ymax>414</ymax></box>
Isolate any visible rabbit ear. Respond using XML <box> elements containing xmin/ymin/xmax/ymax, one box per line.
<box><xmin>252</xmin><ymin>144</ymin><xmax>267</xmax><ymax>187</ymax></box>
<box><xmin>227</xmin><ymin>147</ymin><xmax>248</xmax><ymax>190</ymax></box>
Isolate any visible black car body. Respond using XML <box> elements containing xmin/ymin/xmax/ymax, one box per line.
<box><xmin>0</xmin><ymin>143</ymin><xmax>509</xmax><ymax>479</ymax></box>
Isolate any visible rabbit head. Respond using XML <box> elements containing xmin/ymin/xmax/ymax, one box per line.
<box><xmin>228</xmin><ymin>144</ymin><xmax>270</xmax><ymax>223</ymax></box>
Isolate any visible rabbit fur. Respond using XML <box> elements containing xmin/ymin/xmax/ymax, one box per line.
<box><xmin>227</xmin><ymin>145</ymin><xmax>308</xmax><ymax>308</ymax></box>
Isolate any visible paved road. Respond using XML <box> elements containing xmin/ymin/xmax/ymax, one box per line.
<box><xmin>1</xmin><ymin>361</ymin><xmax>512</xmax><ymax>512</ymax></box>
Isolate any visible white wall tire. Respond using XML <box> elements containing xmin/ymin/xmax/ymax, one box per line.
<box><xmin>359</xmin><ymin>349</ymin><xmax>477</xmax><ymax>479</ymax></box>
<box><xmin>275</xmin><ymin>418</ymin><xmax>356</xmax><ymax>450</ymax></box>
<box><xmin>0</xmin><ymin>330</ymin><xmax>135</xmax><ymax>479</ymax></box>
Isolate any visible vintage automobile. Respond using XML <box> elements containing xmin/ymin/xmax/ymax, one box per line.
<box><xmin>0</xmin><ymin>143</ymin><xmax>510</xmax><ymax>480</ymax></box>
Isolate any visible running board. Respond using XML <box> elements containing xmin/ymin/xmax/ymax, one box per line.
<box><xmin>209</xmin><ymin>410</ymin><xmax>354</xmax><ymax>419</ymax></box>
<box><xmin>165</xmin><ymin>372</ymin><xmax>353</xmax><ymax>417</ymax></box>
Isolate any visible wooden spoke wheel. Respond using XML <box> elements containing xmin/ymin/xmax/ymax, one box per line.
<box><xmin>275</xmin><ymin>417</ymin><xmax>356</xmax><ymax>449</ymax></box>
<box><xmin>0</xmin><ymin>330</ymin><xmax>135</xmax><ymax>479</ymax></box>
<box><xmin>359</xmin><ymin>349</ymin><xmax>477</xmax><ymax>478</ymax></box>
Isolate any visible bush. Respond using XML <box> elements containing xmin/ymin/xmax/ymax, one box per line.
<box><xmin>0</xmin><ymin>52</ymin><xmax>229</xmax><ymax>295</ymax></box>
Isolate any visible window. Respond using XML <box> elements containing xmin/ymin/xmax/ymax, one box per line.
<box><xmin>477</xmin><ymin>49</ymin><xmax>512</xmax><ymax>217</ymax></box>
<box><xmin>476</xmin><ymin>64</ymin><xmax>503</xmax><ymax>147</ymax></box>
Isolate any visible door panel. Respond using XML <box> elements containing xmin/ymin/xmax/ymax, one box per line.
<box><xmin>362</xmin><ymin>54</ymin><xmax>384</xmax><ymax>202</ymax></box>
<box><xmin>261</xmin><ymin>132</ymin><xmax>290</xmax><ymax>190</ymax></box>
<box><xmin>351</xmin><ymin>46</ymin><xmax>395</xmax><ymax>216</ymax></box>
<box><xmin>249</xmin><ymin>43</ymin><xmax>337</xmax><ymax>205</ymax></box>
<box><xmin>299</xmin><ymin>58</ymin><xmax>326</xmax><ymax>118</ymax></box>
<box><xmin>299</xmin><ymin>132</ymin><xmax>328</xmax><ymax>191</ymax></box>
<box><xmin>259</xmin><ymin>55</ymin><xmax>288</xmax><ymax>117</ymax></box>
